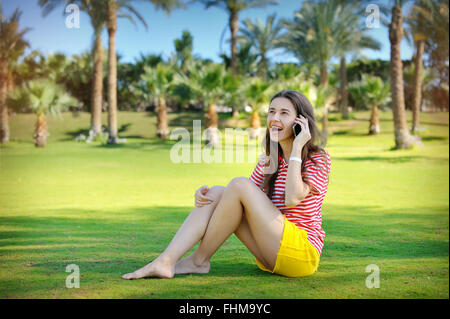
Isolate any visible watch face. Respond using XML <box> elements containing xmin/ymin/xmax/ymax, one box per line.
<box><xmin>293</xmin><ymin>123</ymin><xmax>302</xmax><ymax>137</ymax></box>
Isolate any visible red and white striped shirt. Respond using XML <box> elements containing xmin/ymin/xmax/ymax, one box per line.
<box><xmin>249</xmin><ymin>149</ymin><xmax>331</xmax><ymax>255</ymax></box>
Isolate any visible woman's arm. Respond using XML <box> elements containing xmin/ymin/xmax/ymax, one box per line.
<box><xmin>284</xmin><ymin>143</ymin><xmax>310</xmax><ymax>207</ymax></box>
<box><xmin>284</xmin><ymin>115</ymin><xmax>312</xmax><ymax>207</ymax></box>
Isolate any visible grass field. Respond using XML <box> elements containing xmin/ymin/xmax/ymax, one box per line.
<box><xmin>0</xmin><ymin>109</ymin><xmax>448</xmax><ymax>298</ymax></box>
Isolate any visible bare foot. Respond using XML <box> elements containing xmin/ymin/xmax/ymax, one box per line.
<box><xmin>122</xmin><ymin>258</ymin><xmax>175</xmax><ymax>280</ymax></box>
<box><xmin>175</xmin><ymin>254</ymin><xmax>210</xmax><ymax>275</ymax></box>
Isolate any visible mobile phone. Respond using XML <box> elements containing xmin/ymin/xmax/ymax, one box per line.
<box><xmin>293</xmin><ymin>123</ymin><xmax>302</xmax><ymax>137</ymax></box>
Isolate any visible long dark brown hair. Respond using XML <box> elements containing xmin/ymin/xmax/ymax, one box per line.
<box><xmin>263</xmin><ymin>90</ymin><xmax>329</xmax><ymax>199</ymax></box>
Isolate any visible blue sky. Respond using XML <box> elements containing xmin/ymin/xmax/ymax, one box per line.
<box><xmin>3</xmin><ymin>0</ymin><xmax>414</xmax><ymax>65</ymax></box>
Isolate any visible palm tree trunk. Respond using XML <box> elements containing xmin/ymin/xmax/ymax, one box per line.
<box><xmin>91</xmin><ymin>34</ymin><xmax>103</xmax><ymax>137</ymax></box>
<box><xmin>339</xmin><ymin>56</ymin><xmax>349</xmax><ymax>119</ymax></box>
<box><xmin>249</xmin><ymin>109</ymin><xmax>261</xmax><ymax>139</ymax></box>
<box><xmin>411</xmin><ymin>39</ymin><xmax>425</xmax><ymax>134</ymax></box>
<box><xmin>369</xmin><ymin>104</ymin><xmax>380</xmax><ymax>135</ymax></box>
<box><xmin>229</xmin><ymin>10</ymin><xmax>239</xmax><ymax>75</ymax></box>
<box><xmin>107</xmin><ymin>0</ymin><xmax>118</xmax><ymax>144</ymax></box>
<box><xmin>321</xmin><ymin>105</ymin><xmax>329</xmax><ymax>147</ymax></box>
<box><xmin>320</xmin><ymin>61</ymin><xmax>329</xmax><ymax>146</ymax></box>
<box><xmin>205</xmin><ymin>103</ymin><xmax>219</xmax><ymax>147</ymax></box>
<box><xmin>258</xmin><ymin>55</ymin><xmax>268</xmax><ymax>79</ymax></box>
<box><xmin>34</xmin><ymin>112</ymin><xmax>48</xmax><ymax>147</ymax></box>
<box><xmin>156</xmin><ymin>97</ymin><xmax>169</xmax><ymax>140</ymax></box>
<box><xmin>319</xmin><ymin>62</ymin><xmax>329</xmax><ymax>87</ymax></box>
<box><xmin>389</xmin><ymin>5</ymin><xmax>414</xmax><ymax>149</ymax></box>
<box><xmin>0</xmin><ymin>58</ymin><xmax>9</xmax><ymax>144</ymax></box>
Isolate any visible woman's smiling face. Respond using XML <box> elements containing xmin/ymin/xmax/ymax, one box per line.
<box><xmin>267</xmin><ymin>97</ymin><xmax>298</xmax><ymax>142</ymax></box>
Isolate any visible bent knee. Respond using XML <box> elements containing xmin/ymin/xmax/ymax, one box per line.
<box><xmin>228</xmin><ymin>177</ymin><xmax>253</xmax><ymax>190</ymax></box>
<box><xmin>207</xmin><ymin>185</ymin><xmax>226</xmax><ymax>202</ymax></box>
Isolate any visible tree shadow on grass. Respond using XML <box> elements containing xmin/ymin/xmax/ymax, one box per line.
<box><xmin>61</xmin><ymin>123</ymin><xmax>136</xmax><ymax>142</ymax></box>
<box><xmin>420</xmin><ymin>121</ymin><xmax>449</xmax><ymax>127</ymax></box>
<box><xmin>0</xmin><ymin>204</ymin><xmax>447</xmax><ymax>297</ymax></box>
<box><xmin>320</xmin><ymin>204</ymin><xmax>449</xmax><ymax>260</ymax></box>
<box><xmin>92</xmin><ymin>138</ymin><xmax>177</xmax><ymax>150</ymax></box>
<box><xmin>421</xmin><ymin>136</ymin><xmax>448</xmax><ymax>142</ymax></box>
<box><xmin>332</xmin><ymin>130</ymin><xmax>371</xmax><ymax>137</ymax></box>
<box><xmin>0</xmin><ymin>204</ymin><xmax>447</xmax><ymax>261</ymax></box>
<box><xmin>332</xmin><ymin>155</ymin><xmax>448</xmax><ymax>164</ymax></box>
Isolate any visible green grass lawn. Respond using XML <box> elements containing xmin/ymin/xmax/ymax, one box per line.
<box><xmin>0</xmin><ymin>109</ymin><xmax>448</xmax><ymax>298</ymax></box>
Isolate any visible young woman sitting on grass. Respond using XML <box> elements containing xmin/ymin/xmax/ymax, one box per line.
<box><xmin>122</xmin><ymin>90</ymin><xmax>331</xmax><ymax>279</ymax></box>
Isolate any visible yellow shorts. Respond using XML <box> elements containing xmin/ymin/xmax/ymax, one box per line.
<box><xmin>256</xmin><ymin>216</ymin><xmax>320</xmax><ymax>277</ymax></box>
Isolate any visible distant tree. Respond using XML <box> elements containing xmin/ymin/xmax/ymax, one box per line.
<box><xmin>333</xmin><ymin>1</ymin><xmax>382</xmax><ymax>119</ymax></box>
<box><xmin>349</xmin><ymin>75</ymin><xmax>391</xmax><ymax>135</ymax></box>
<box><xmin>346</xmin><ymin>59</ymin><xmax>391</xmax><ymax>83</ymax></box>
<box><xmin>222</xmin><ymin>71</ymin><xmax>246</xmax><ymax>118</ymax></box>
<box><xmin>312</xmin><ymin>85</ymin><xmax>337</xmax><ymax>146</ymax></box>
<box><xmin>39</xmin><ymin>0</ymin><xmax>107</xmax><ymax>138</ymax></box>
<box><xmin>104</xmin><ymin>0</ymin><xmax>185</xmax><ymax>144</ymax></box>
<box><xmin>403</xmin><ymin>63</ymin><xmax>437</xmax><ymax>110</ymax></box>
<box><xmin>140</xmin><ymin>64</ymin><xmax>176</xmax><ymax>139</ymax></box>
<box><xmin>7</xmin><ymin>80</ymin><xmax>78</xmax><ymax>147</ymax></box>
<box><xmin>174</xmin><ymin>30</ymin><xmax>193</xmax><ymax>73</ymax></box>
<box><xmin>238</xmin><ymin>13</ymin><xmax>282</xmax><ymax>78</ymax></box>
<box><xmin>245</xmin><ymin>77</ymin><xmax>271</xmax><ymax>139</ymax></box>
<box><xmin>268</xmin><ymin>62</ymin><xmax>319</xmax><ymax>84</ymax></box>
<box><xmin>219</xmin><ymin>41</ymin><xmax>258</xmax><ymax>117</ymax></box>
<box><xmin>220</xmin><ymin>42</ymin><xmax>259</xmax><ymax>77</ymax></box>
<box><xmin>199</xmin><ymin>0</ymin><xmax>278</xmax><ymax>75</ymax></box>
<box><xmin>64</xmin><ymin>52</ymin><xmax>94</xmax><ymax>110</ymax></box>
<box><xmin>176</xmin><ymin>62</ymin><xmax>226</xmax><ymax>147</ymax></box>
<box><xmin>405</xmin><ymin>0</ymin><xmax>449</xmax><ymax>132</ymax></box>
<box><xmin>279</xmin><ymin>0</ymin><xmax>354</xmax><ymax>146</ymax></box>
<box><xmin>421</xmin><ymin>0</ymin><xmax>448</xmax><ymax>101</ymax></box>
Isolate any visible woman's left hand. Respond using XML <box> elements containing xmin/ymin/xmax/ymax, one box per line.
<box><xmin>293</xmin><ymin>115</ymin><xmax>311</xmax><ymax>148</ymax></box>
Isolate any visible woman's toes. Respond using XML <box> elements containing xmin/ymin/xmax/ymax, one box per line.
<box><xmin>122</xmin><ymin>272</ymin><xmax>136</xmax><ymax>280</ymax></box>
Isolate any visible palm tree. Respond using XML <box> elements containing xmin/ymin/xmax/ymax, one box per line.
<box><xmin>387</xmin><ymin>0</ymin><xmax>416</xmax><ymax>148</ymax></box>
<box><xmin>176</xmin><ymin>62</ymin><xmax>226</xmax><ymax>147</ymax></box>
<box><xmin>173</xmin><ymin>30</ymin><xmax>193</xmax><ymax>73</ymax></box>
<box><xmin>0</xmin><ymin>5</ymin><xmax>30</xmax><ymax>144</ymax></box>
<box><xmin>238</xmin><ymin>13</ymin><xmax>282</xmax><ymax>78</ymax></box>
<box><xmin>334</xmin><ymin>1</ymin><xmax>382</xmax><ymax>119</ymax></box>
<box><xmin>39</xmin><ymin>0</ymin><xmax>109</xmax><ymax>139</ymax></box>
<box><xmin>105</xmin><ymin>0</ymin><xmax>185</xmax><ymax>144</ymax></box>
<box><xmin>220</xmin><ymin>41</ymin><xmax>259</xmax><ymax>77</ymax></box>
<box><xmin>199</xmin><ymin>0</ymin><xmax>278</xmax><ymax>75</ymax></box>
<box><xmin>405</xmin><ymin>0</ymin><xmax>448</xmax><ymax>133</ymax></box>
<box><xmin>222</xmin><ymin>71</ymin><xmax>246</xmax><ymax>120</ymax></box>
<box><xmin>140</xmin><ymin>64</ymin><xmax>176</xmax><ymax>139</ymax></box>
<box><xmin>88</xmin><ymin>2</ymin><xmax>107</xmax><ymax>138</ymax></box>
<box><xmin>279</xmin><ymin>0</ymin><xmax>352</xmax><ymax>146</ymax></box>
<box><xmin>220</xmin><ymin>41</ymin><xmax>258</xmax><ymax>117</ymax></box>
<box><xmin>7</xmin><ymin>80</ymin><xmax>78</xmax><ymax>147</ymax></box>
<box><xmin>404</xmin><ymin>63</ymin><xmax>438</xmax><ymax>112</ymax></box>
<box><xmin>245</xmin><ymin>77</ymin><xmax>270</xmax><ymax>139</ymax></box>
<box><xmin>280</xmin><ymin>1</ymin><xmax>333</xmax><ymax>87</ymax></box>
<box><xmin>349</xmin><ymin>75</ymin><xmax>391</xmax><ymax>135</ymax></box>
<box><xmin>270</xmin><ymin>64</ymin><xmax>314</xmax><ymax>93</ymax></box>
<box><xmin>312</xmin><ymin>85</ymin><xmax>336</xmax><ymax>146</ymax></box>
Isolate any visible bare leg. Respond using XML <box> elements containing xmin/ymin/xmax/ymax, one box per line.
<box><xmin>122</xmin><ymin>186</ymin><xmax>225</xmax><ymax>279</ymax></box>
<box><xmin>191</xmin><ymin>177</ymin><xmax>285</xmax><ymax>270</ymax></box>
<box><xmin>234</xmin><ymin>214</ymin><xmax>272</xmax><ymax>270</ymax></box>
